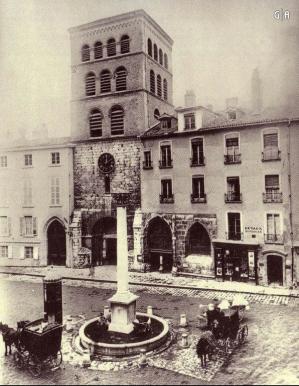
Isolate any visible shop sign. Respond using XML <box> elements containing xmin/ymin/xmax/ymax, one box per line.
<box><xmin>248</xmin><ymin>251</ymin><xmax>255</xmax><ymax>267</ymax></box>
<box><xmin>244</xmin><ymin>226</ymin><xmax>263</xmax><ymax>233</ymax></box>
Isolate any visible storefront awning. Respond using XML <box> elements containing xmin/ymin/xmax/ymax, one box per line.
<box><xmin>212</xmin><ymin>238</ymin><xmax>259</xmax><ymax>246</ymax></box>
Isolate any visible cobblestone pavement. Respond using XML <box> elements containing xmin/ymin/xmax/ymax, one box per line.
<box><xmin>1</xmin><ymin>278</ymin><xmax>299</xmax><ymax>385</ymax></box>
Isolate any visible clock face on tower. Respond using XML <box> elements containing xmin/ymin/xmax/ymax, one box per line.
<box><xmin>98</xmin><ymin>153</ymin><xmax>115</xmax><ymax>174</ymax></box>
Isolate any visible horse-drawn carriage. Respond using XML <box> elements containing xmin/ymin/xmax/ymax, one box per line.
<box><xmin>13</xmin><ymin>319</ymin><xmax>63</xmax><ymax>377</ymax></box>
<box><xmin>196</xmin><ymin>297</ymin><xmax>249</xmax><ymax>367</ymax></box>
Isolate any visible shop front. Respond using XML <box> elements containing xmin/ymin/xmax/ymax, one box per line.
<box><xmin>213</xmin><ymin>240</ymin><xmax>259</xmax><ymax>284</ymax></box>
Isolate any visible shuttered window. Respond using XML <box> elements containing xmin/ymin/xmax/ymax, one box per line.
<box><xmin>50</xmin><ymin>177</ymin><xmax>60</xmax><ymax>205</ymax></box>
<box><xmin>150</xmin><ymin>70</ymin><xmax>155</xmax><ymax>93</ymax></box>
<box><xmin>100</xmin><ymin>70</ymin><xmax>111</xmax><ymax>93</ymax></box>
<box><xmin>157</xmin><ymin>74</ymin><xmax>162</xmax><ymax>97</ymax></box>
<box><xmin>264</xmin><ymin>133</ymin><xmax>278</xmax><ymax>148</ymax></box>
<box><xmin>85</xmin><ymin>72</ymin><xmax>96</xmax><ymax>96</ymax></box>
<box><xmin>159</xmin><ymin>48</ymin><xmax>163</xmax><ymax>65</ymax></box>
<box><xmin>20</xmin><ymin>216</ymin><xmax>37</xmax><ymax>236</ymax></box>
<box><xmin>81</xmin><ymin>45</ymin><xmax>90</xmax><ymax>62</ymax></box>
<box><xmin>89</xmin><ymin>109</ymin><xmax>102</xmax><ymax>137</ymax></box>
<box><xmin>107</xmin><ymin>38</ymin><xmax>116</xmax><ymax>56</ymax></box>
<box><xmin>110</xmin><ymin>106</ymin><xmax>124</xmax><ymax>135</ymax></box>
<box><xmin>154</xmin><ymin>44</ymin><xmax>158</xmax><ymax>61</ymax></box>
<box><xmin>23</xmin><ymin>179</ymin><xmax>32</xmax><ymax>206</ymax></box>
<box><xmin>94</xmin><ymin>41</ymin><xmax>103</xmax><ymax>59</ymax></box>
<box><xmin>115</xmin><ymin>67</ymin><xmax>127</xmax><ymax>91</ymax></box>
<box><xmin>120</xmin><ymin>35</ymin><xmax>130</xmax><ymax>53</ymax></box>
<box><xmin>163</xmin><ymin>79</ymin><xmax>168</xmax><ymax>100</ymax></box>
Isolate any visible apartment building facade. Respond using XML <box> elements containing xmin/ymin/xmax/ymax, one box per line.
<box><xmin>134</xmin><ymin>107</ymin><xmax>299</xmax><ymax>287</ymax></box>
<box><xmin>0</xmin><ymin>139</ymin><xmax>74</xmax><ymax>267</ymax></box>
<box><xmin>69</xmin><ymin>10</ymin><xmax>175</xmax><ymax>267</ymax></box>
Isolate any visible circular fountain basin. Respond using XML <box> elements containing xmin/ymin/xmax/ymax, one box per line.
<box><xmin>79</xmin><ymin>312</ymin><xmax>169</xmax><ymax>357</ymax></box>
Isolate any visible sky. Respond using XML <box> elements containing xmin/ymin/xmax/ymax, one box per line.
<box><xmin>0</xmin><ymin>0</ymin><xmax>298</xmax><ymax>137</ymax></box>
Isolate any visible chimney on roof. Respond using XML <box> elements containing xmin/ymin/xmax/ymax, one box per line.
<box><xmin>226</xmin><ymin>97</ymin><xmax>238</xmax><ymax>109</ymax></box>
<box><xmin>251</xmin><ymin>68</ymin><xmax>263</xmax><ymax>113</ymax></box>
<box><xmin>185</xmin><ymin>90</ymin><xmax>196</xmax><ymax>107</ymax></box>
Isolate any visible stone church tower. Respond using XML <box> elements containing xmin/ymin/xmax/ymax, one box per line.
<box><xmin>69</xmin><ymin>10</ymin><xmax>174</xmax><ymax>267</ymax></box>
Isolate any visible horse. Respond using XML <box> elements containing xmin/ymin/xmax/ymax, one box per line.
<box><xmin>0</xmin><ymin>322</ymin><xmax>19</xmax><ymax>356</ymax></box>
<box><xmin>196</xmin><ymin>331</ymin><xmax>216</xmax><ymax>368</ymax></box>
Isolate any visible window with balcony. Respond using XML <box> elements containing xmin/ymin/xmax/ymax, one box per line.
<box><xmin>191</xmin><ymin>176</ymin><xmax>206</xmax><ymax>203</ymax></box>
<box><xmin>143</xmin><ymin>150</ymin><xmax>153</xmax><ymax>169</ymax></box>
<box><xmin>263</xmin><ymin>175</ymin><xmax>282</xmax><ymax>203</ymax></box>
<box><xmin>159</xmin><ymin>143</ymin><xmax>172</xmax><ymax>168</ymax></box>
<box><xmin>160</xmin><ymin>179</ymin><xmax>174</xmax><ymax>203</ymax></box>
<box><xmin>190</xmin><ymin>138</ymin><xmax>204</xmax><ymax>166</ymax></box>
<box><xmin>184</xmin><ymin>113</ymin><xmax>196</xmax><ymax>130</ymax></box>
<box><xmin>262</xmin><ymin>132</ymin><xmax>280</xmax><ymax>161</ymax></box>
<box><xmin>20</xmin><ymin>216</ymin><xmax>37</xmax><ymax>237</ymax></box>
<box><xmin>265</xmin><ymin>213</ymin><xmax>282</xmax><ymax>243</ymax></box>
<box><xmin>224</xmin><ymin>136</ymin><xmax>241</xmax><ymax>164</ymax></box>
<box><xmin>225</xmin><ymin>177</ymin><xmax>242</xmax><ymax>202</ymax></box>
<box><xmin>227</xmin><ymin>212</ymin><xmax>242</xmax><ymax>240</ymax></box>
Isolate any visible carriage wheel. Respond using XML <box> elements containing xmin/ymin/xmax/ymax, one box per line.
<box><xmin>13</xmin><ymin>351</ymin><xmax>24</xmax><ymax>369</ymax></box>
<box><xmin>52</xmin><ymin>350</ymin><xmax>63</xmax><ymax>367</ymax></box>
<box><xmin>29</xmin><ymin>357</ymin><xmax>42</xmax><ymax>378</ymax></box>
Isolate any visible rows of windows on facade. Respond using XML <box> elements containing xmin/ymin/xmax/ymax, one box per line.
<box><xmin>0</xmin><ymin>152</ymin><xmax>62</xmax><ymax>207</ymax></box>
<box><xmin>82</xmin><ymin>36</ymin><xmax>169</xmax><ymax>139</ymax></box>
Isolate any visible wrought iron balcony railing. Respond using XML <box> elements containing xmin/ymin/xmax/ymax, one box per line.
<box><xmin>226</xmin><ymin>231</ymin><xmax>243</xmax><ymax>241</ymax></box>
<box><xmin>224</xmin><ymin>153</ymin><xmax>241</xmax><ymax>164</ymax></box>
<box><xmin>159</xmin><ymin>159</ymin><xmax>173</xmax><ymax>169</ymax></box>
<box><xmin>143</xmin><ymin>160</ymin><xmax>153</xmax><ymax>170</ymax></box>
<box><xmin>160</xmin><ymin>194</ymin><xmax>174</xmax><ymax>204</ymax></box>
<box><xmin>262</xmin><ymin>148</ymin><xmax>281</xmax><ymax>161</ymax></box>
<box><xmin>264</xmin><ymin>233</ymin><xmax>283</xmax><ymax>244</ymax></box>
<box><xmin>191</xmin><ymin>193</ymin><xmax>207</xmax><ymax>203</ymax></box>
<box><xmin>190</xmin><ymin>156</ymin><xmax>205</xmax><ymax>167</ymax></box>
<box><xmin>263</xmin><ymin>192</ymin><xmax>283</xmax><ymax>203</ymax></box>
<box><xmin>225</xmin><ymin>192</ymin><xmax>242</xmax><ymax>203</ymax></box>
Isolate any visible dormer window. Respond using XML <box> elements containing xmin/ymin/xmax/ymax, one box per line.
<box><xmin>228</xmin><ymin>110</ymin><xmax>237</xmax><ymax>120</ymax></box>
<box><xmin>161</xmin><ymin>119</ymin><xmax>171</xmax><ymax>129</ymax></box>
<box><xmin>184</xmin><ymin>113</ymin><xmax>195</xmax><ymax>130</ymax></box>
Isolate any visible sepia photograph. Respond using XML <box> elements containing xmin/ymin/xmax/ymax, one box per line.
<box><xmin>0</xmin><ymin>0</ymin><xmax>298</xmax><ymax>384</ymax></box>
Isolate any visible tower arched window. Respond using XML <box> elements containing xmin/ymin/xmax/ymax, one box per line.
<box><xmin>150</xmin><ymin>70</ymin><xmax>155</xmax><ymax>94</ymax></box>
<box><xmin>89</xmin><ymin>109</ymin><xmax>103</xmax><ymax>137</ymax></box>
<box><xmin>110</xmin><ymin>105</ymin><xmax>124</xmax><ymax>135</ymax></box>
<box><xmin>107</xmin><ymin>38</ymin><xmax>116</xmax><ymax>56</ymax></box>
<box><xmin>115</xmin><ymin>66</ymin><xmax>127</xmax><ymax>91</ymax></box>
<box><xmin>159</xmin><ymin>49</ymin><xmax>163</xmax><ymax>66</ymax></box>
<box><xmin>154</xmin><ymin>44</ymin><xmax>158</xmax><ymax>61</ymax></box>
<box><xmin>157</xmin><ymin>74</ymin><xmax>162</xmax><ymax>98</ymax></box>
<box><xmin>163</xmin><ymin>79</ymin><xmax>168</xmax><ymax>101</ymax></box>
<box><xmin>81</xmin><ymin>44</ymin><xmax>90</xmax><ymax>62</ymax></box>
<box><xmin>164</xmin><ymin>53</ymin><xmax>168</xmax><ymax>69</ymax></box>
<box><xmin>154</xmin><ymin>108</ymin><xmax>160</xmax><ymax>120</ymax></box>
<box><xmin>148</xmin><ymin>38</ymin><xmax>152</xmax><ymax>57</ymax></box>
<box><xmin>94</xmin><ymin>41</ymin><xmax>103</xmax><ymax>59</ymax></box>
<box><xmin>120</xmin><ymin>35</ymin><xmax>130</xmax><ymax>54</ymax></box>
<box><xmin>100</xmin><ymin>70</ymin><xmax>111</xmax><ymax>93</ymax></box>
<box><xmin>85</xmin><ymin>72</ymin><xmax>96</xmax><ymax>96</ymax></box>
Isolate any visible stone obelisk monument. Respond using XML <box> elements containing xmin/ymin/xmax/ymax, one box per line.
<box><xmin>108</xmin><ymin>206</ymin><xmax>139</xmax><ymax>334</ymax></box>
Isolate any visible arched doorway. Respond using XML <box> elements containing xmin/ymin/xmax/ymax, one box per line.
<box><xmin>92</xmin><ymin>217</ymin><xmax>117</xmax><ymax>266</ymax></box>
<box><xmin>147</xmin><ymin>217</ymin><xmax>173</xmax><ymax>272</ymax></box>
<box><xmin>47</xmin><ymin>220</ymin><xmax>66</xmax><ymax>266</ymax></box>
<box><xmin>267</xmin><ymin>255</ymin><xmax>283</xmax><ymax>285</ymax></box>
<box><xmin>186</xmin><ymin>222</ymin><xmax>211</xmax><ymax>255</ymax></box>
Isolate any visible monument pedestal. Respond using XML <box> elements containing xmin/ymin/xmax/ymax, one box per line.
<box><xmin>108</xmin><ymin>291</ymin><xmax>139</xmax><ymax>334</ymax></box>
